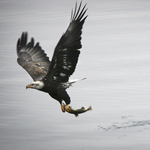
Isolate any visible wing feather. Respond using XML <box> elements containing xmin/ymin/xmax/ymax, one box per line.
<box><xmin>17</xmin><ymin>32</ymin><xmax>50</xmax><ymax>81</ymax></box>
<box><xmin>48</xmin><ymin>2</ymin><xmax>87</xmax><ymax>82</ymax></box>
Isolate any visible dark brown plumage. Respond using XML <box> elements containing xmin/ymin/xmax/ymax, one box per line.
<box><xmin>16</xmin><ymin>2</ymin><xmax>87</xmax><ymax>112</ymax></box>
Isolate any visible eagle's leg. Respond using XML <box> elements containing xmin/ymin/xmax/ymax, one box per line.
<box><xmin>59</xmin><ymin>90</ymin><xmax>71</xmax><ymax>113</ymax></box>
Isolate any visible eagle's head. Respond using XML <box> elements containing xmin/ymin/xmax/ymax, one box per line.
<box><xmin>26</xmin><ymin>81</ymin><xmax>44</xmax><ymax>90</ymax></box>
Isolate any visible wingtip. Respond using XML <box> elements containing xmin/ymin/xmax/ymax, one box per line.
<box><xmin>71</xmin><ymin>1</ymin><xmax>88</xmax><ymax>21</ymax></box>
<box><xmin>17</xmin><ymin>32</ymin><xmax>28</xmax><ymax>54</ymax></box>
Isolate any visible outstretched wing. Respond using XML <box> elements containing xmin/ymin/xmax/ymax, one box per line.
<box><xmin>48</xmin><ymin>2</ymin><xmax>88</xmax><ymax>82</ymax></box>
<box><xmin>17</xmin><ymin>32</ymin><xmax>51</xmax><ymax>81</ymax></box>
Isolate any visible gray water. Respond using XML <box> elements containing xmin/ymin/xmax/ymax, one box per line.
<box><xmin>1</xmin><ymin>0</ymin><xmax>150</xmax><ymax>149</ymax></box>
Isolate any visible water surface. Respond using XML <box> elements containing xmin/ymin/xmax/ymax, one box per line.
<box><xmin>1</xmin><ymin>0</ymin><xmax>150</xmax><ymax>149</ymax></box>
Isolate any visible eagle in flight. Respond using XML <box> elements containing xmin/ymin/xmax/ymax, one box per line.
<box><xmin>16</xmin><ymin>2</ymin><xmax>88</xmax><ymax>113</ymax></box>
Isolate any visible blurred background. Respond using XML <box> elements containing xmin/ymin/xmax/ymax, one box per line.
<box><xmin>1</xmin><ymin>0</ymin><xmax>150</xmax><ymax>149</ymax></box>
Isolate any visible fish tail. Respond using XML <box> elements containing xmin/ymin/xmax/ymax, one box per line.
<box><xmin>87</xmin><ymin>106</ymin><xmax>92</xmax><ymax>111</ymax></box>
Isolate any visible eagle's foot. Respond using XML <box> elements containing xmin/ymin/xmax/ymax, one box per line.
<box><xmin>65</xmin><ymin>105</ymin><xmax>71</xmax><ymax>113</ymax></box>
<box><xmin>61</xmin><ymin>103</ymin><xmax>66</xmax><ymax>112</ymax></box>
<box><xmin>60</xmin><ymin>103</ymin><xmax>72</xmax><ymax>113</ymax></box>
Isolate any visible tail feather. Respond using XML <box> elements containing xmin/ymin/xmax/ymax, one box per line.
<box><xmin>63</xmin><ymin>78</ymin><xmax>86</xmax><ymax>89</ymax></box>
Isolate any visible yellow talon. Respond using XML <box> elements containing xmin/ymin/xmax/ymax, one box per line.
<box><xmin>65</xmin><ymin>105</ymin><xmax>71</xmax><ymax>113</ymax></box>
<box><xmin>61</xmin><ymin>104</ymin><xmax>66</xmax><ymax>112</ymax></box>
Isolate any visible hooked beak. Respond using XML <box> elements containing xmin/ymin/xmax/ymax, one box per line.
<box><xmin>26</xmin><ymin>84</ymin><xmax>33</xmax><ymax>89</ymax></box>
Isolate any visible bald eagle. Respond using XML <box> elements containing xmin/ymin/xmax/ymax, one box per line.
<box><xmin>16</xmin><ymin>2</ymin><xmax>87</xmax><ymax>113</ymax></box>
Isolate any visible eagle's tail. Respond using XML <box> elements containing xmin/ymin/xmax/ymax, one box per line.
<box><xmin>63</xmin><ymin>78</ymin><xmax>86</xmax><ymax>89</ymax></box>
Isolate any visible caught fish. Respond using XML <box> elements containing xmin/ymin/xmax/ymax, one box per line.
<box><xmin>65</xmin><ymin>105</ymin><xmax>92</xmax><ymax>117</ymax></box>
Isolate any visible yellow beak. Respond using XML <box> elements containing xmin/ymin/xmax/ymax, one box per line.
<box><xmin>26</xmin><ymin>84</ymin><xmax>33</xmax><ymax>89</ymax></box>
